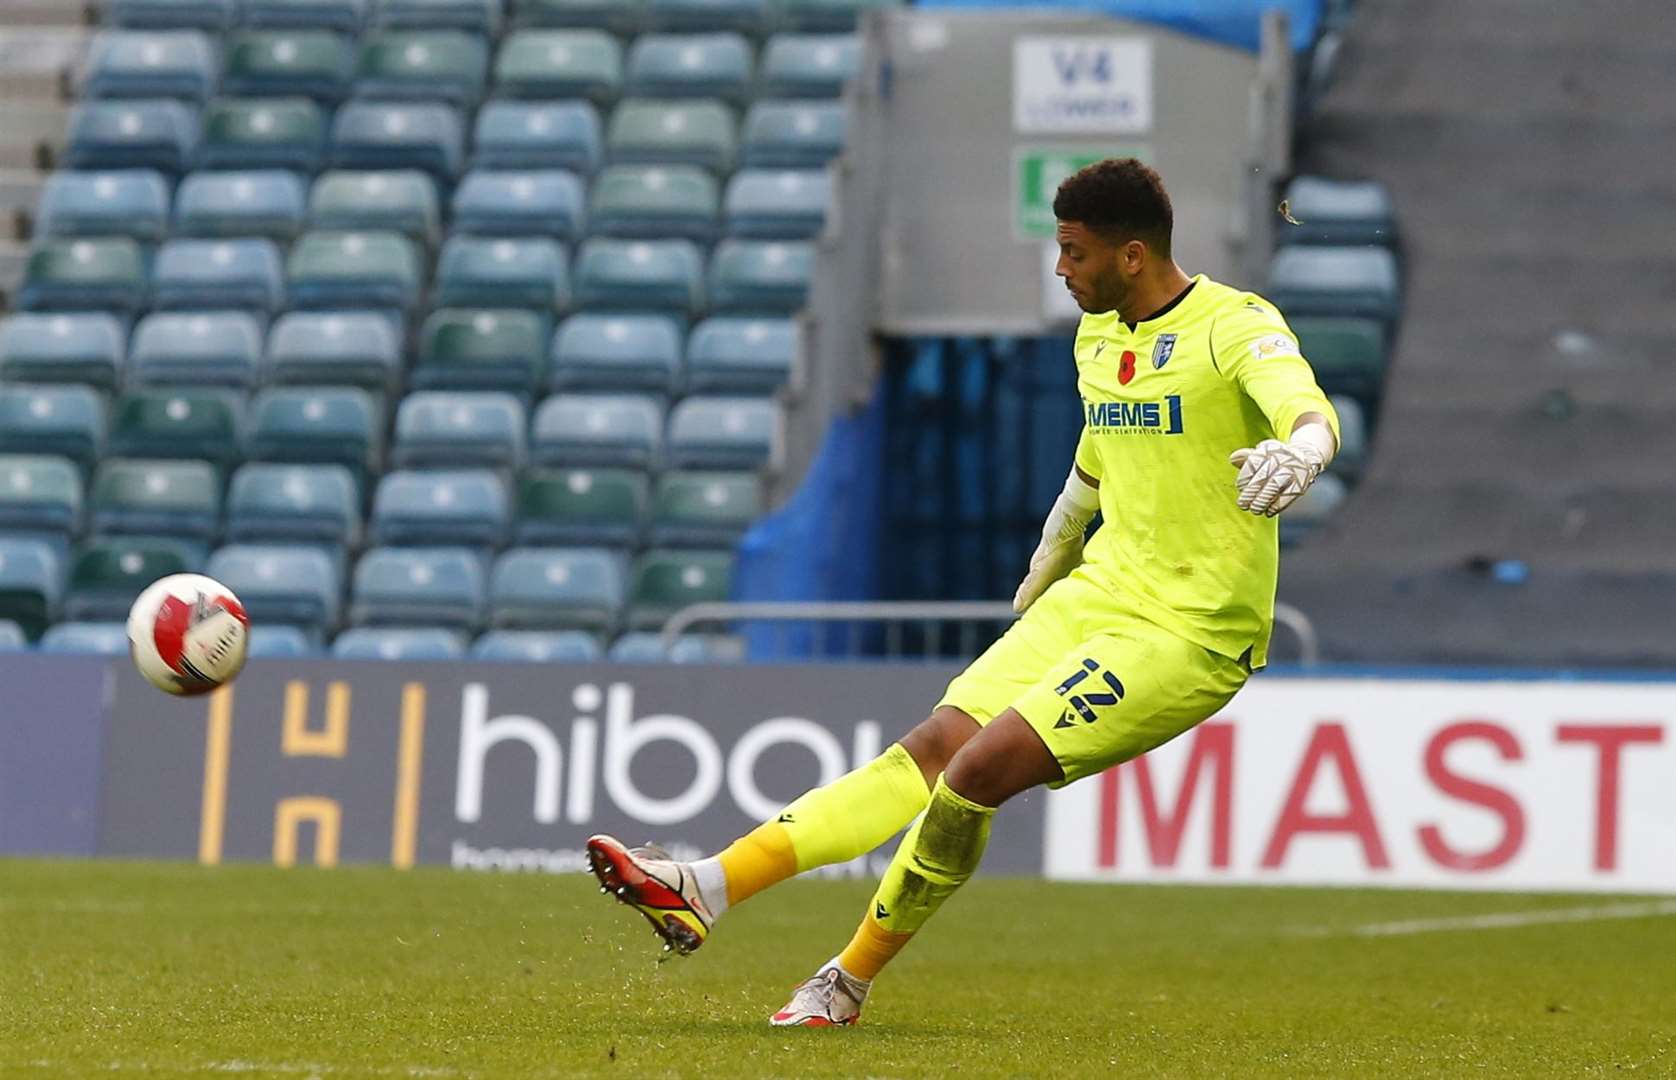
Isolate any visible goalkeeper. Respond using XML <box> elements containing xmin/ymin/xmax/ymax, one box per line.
<box><xmin>585</xmin><ymin>158</ymin><xmax>1340</xmax><ymax>1026</ymax></box>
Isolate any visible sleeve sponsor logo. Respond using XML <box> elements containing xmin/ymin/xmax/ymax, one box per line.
<box><xmin>1251</xmin><ymin>334</ymin><xmax>1299</xmax><ymax>361</ymax></box>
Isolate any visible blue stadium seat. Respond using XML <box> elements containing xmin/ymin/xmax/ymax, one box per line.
<box><xmin>308</xmin><ymin>169</ymin><xmax>441</xmax><ymax>246</ymax></box>
<box><xmin>609</xmin><ymin>630</ymin><xmax>744</xmax><ymax>662</ymax></box>
<box><xmin>488</xmin><ymin>546</ymin><xmax>625</xmax><ymax>631</ymax></box>
<box><xmin>35</xmin><ymin>170</ymin><xmax>171</xmax><ymax>241</ymax></box>
<box><xmin>207</xmin><ymin>543</ymin><xmax>341</xmax><ymax>631</ymax></box>
<box><xmin>435</xmin><ymin>236</ymin><xmax>570</xmax><ymax>312</ymax></box>
<box><xmin>247</xmin><ymin>623</ymin><xmax>316</xmax><ymax>656</ymax></box>
<box><xmin>0</xmin><ymin>620</ymin><xmax>24</xmax><ymax>650</ymax></box>
<box><xmin>373</xmin><ymin>0</ymin><xmax>503</xmax><ymax>34</ymax></box>
<box><xmin>200</xmin><ymin>97</ymin><xmax>326</xmax><ymax>172</ymax></box>
<box><xmin>65</xmin><ymin>536</ymin><xmax>199</xmax><ymax>622</ymax></box>
<box><xmin>84</xmin><ymin>30</ymin><xmax>219</xmax><ymax>102</ymax></box>
<box><xmin>351</xmin><ymin>545</ymin><xmax>485</xmax><ymax>628</ymax></box>
<box><xmin>550</xmin><ymin>313</ymin><xmax>682</xmax><ymax>395</ymax></box>
<box><xmin>573</xmin><ymin>238</ymin><xmax>705</xmax><ymax>315</ymax></box>
<box><xmin>355</xmin><ymin>30</ymin><xmax>488</xmax><ymax>107</ymax></box>
<box><xmin>152</xmin><ymin>238</ymin><xmax>285</xmax><ymax>312</ymax></box>
<box><xmin>685</xmin><ymin>316</ymin><xmax>795</xmax><ymax>393</ymax></box>
<box><xmin>514</xmin><ymin>0</ymin><xmax>645</xmax><ymax>33</ymax></box>
<box><xmin>0</xmin><ymin>313</ymin><xmax>126</xmax><ymax>390</ymax></box>
<box><xmin>471</xmin><ymin>100</ymin><xmax>603</xmax><ymax>173</ymax></box>
<box><xmin>130</xmin><ymin>311</ymin><xmax>265</xmax><ymax>389</ymax></box>
<box><xmin>414</xmin><ymin>308</ymin><xmax>550</xmax><ymax>396</ymax></box>
<box><xmin>516</xmin><ymin>466</ymin><xmax>647</xmax><ymax>546</ymax></box>
<box><xmin>40</xmin><ymin>622</ymin><xmax>130</xmax><ymax>655</ymax></box>
<box><xmin>90</xmin><ymin>458</ymin><xmax>221</xmax><ymax>539</ymax></box>
<box><xmin>0</xmin><ymin>538</ymin><xmax>62</xmax><ymax>639</ymax></box>
<box><xmin>245</xmin><ymin>0</ymin><xmax>368</xmax><ymax>31</ymax></box>
<box><xmin>1267</xmin><ymin>246</ymin><xmax>1402</xmax><ymax>330</ymax></box>
<box><xmin>64</xmin><ymin>99</ymin><xmax>199</xmax><ymax>173</ymax></box>
<box><xmin>625</xmin><ymin>33</ymin><xmax>752</xmax><ymax>103</ymax></box>
<box><xmin>0</xmin><ymin>456</ymin><xmax>83</xmax><ymax>537</ymax></box>
<box><xmin>494</xmin><ymin>30</ymin><xmax>622</xmax><ymax>105</ymax></box>
<box><xmin>332</xmin><ymin>626</ymin><xmax>466</xmax><ymax>659</ymax></box>
<box><xmin>724</xmin><ymin>168</ymin><xmax>829</xmax><ymax>238</ymax></box>
<box><xmin>107</xmin><ymin>0</ymin><xmax>240</xmax><ymax>31</ymax></box>
<box><xmin>606</xmin><ymin>98</ymin><xmax>737</xmax><ymax>173</ymax></box>
<box><xmin>370</xmin><ymin>469</ymin><xmax>510</xmax><ymax>548</ymax></box>
<box><xmin>391</xmin><ymin>391</ymin><xmax>527</xmax><ymax>469</ymax></box>
<box><xmin>589</xmin><ymin>164</ymin><xmax>720</xmax><ymax>241</ymax></box>
<box><xmin>0</xmin><ymin>385</ymin><xmax>107</xmax><ymax>469</ymax></box>
<box><xmin>247</xmin><ymin>386</ymin><xmax>381</xmax><ymax>478</ymax></box>
<box><xmin>709</xmin><ymin>239</ymin><xmax>812</xmax><ymax>313</ymax></box>
<box><xmin>666</xmin><ymin>395</ymin><xmax>777</xmax><ymax>469</ymax></box>
<box><xmin>450</xmin><ymin>169</ymin><xmax>586</xmax><ymax>240</ymax></box>
<box><xmin>227</xmin><ymin>462</ymin><xmax>361</xmax><ymax>547</ymax></box>
<box><xmin>108</xmin><ymin>389</ymin><xmax>243</xmax><ymax>466</ymax></box>
<box><xmin>173</xmin><ymin>170</ymin><xmax>308</xmax><ymax>239</ymax></box>
<box><xmin>264</xmin><ymin>311</ymin><xmax>403</xmax><ymax>391</ymax></box>
<box><xmin>741</xmin><ymin>100</ymin><xmax>845</xmax><ymax>168</ymax></box>
<box><xmin>759</xmin><ymin>33</ymin><xmax>859</xmax><ymax>98</ymax></box>
<box><xmin>646</xmin><ymin>0</ymin><xmax>769</xmax><ymax>34</ymax></box>
<box><xmin>780</xmin><ymin>0</ymin><xmax>895</xmax><ymax>31</ymax></box>
<box><xmin>18</xmin><ymin>238</ymin><xmax>148</xmax><ymax>314</ymax></box>
<box><xmin>223</xmin><ymin>29</ymin><xmax>356</xmax><ymax>100</ymax></box>
<box><xmin>329</xmin><ymin>100</ymin><xmax>465</xmax><ymax>181</ymax></box>
<box><xmin>287</xmin><ymin>230</ymin><xmax>423</xmax><ymax>311</ymax></box>
<box><xmin>471</xmin><ymin>628</ymin><xmax>602</xmax><ymax>662</ymax></box>
<box><xmin>529</xmin><ymin>393</ymin><xmax>662</xmax><ymax>469</ymax></box>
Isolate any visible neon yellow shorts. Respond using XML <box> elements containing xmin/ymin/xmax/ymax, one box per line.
<box><xmin>936</xmin><ymin>571</ymin><xmax>1249</xmax><ymax>788</ymax></box>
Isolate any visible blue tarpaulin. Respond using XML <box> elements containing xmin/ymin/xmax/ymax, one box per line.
<box><xmin>913</xmin><ymin>0</ymin><xmax>1323</xmax><ymax>53</ymax></box>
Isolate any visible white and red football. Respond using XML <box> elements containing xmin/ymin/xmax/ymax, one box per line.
<box><xmin>126</xmin><ymin>574</ymin><xmax>250</xmax><ymax>696</ymax></box>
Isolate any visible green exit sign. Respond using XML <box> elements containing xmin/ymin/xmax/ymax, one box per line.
<box><xmin>1013</xmin><ymin>145</ymin><xmax>1153</xmax><ymax>240</ymax></box>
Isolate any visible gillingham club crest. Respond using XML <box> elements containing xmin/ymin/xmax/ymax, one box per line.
<box><xmin>1151</xmin><ymin>333</ymin><xmax>1178</xmax><ymax>369</ymax></box>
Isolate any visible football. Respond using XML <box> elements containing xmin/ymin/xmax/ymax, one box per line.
<box><xmin>126</xmin><ymin>573</ymin><xmax>251</xmax><ymax>696</ymax></box>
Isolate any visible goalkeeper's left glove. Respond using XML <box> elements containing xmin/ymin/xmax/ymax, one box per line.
<box><xmin>1228</xmin><ymin>421</ymin><xmax>1337</xmax><ymax>517</ymax></box>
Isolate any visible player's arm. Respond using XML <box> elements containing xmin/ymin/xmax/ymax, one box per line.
<box><xmin>1013</xmin><ymin>429</ymin><xmax>1101</xmax><ymax>613</ymax></box>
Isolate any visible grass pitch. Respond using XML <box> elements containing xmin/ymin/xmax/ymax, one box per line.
<box><xmin>3</xmin><ymin>861</ymin><xmax>1673</xmax><ymax>1078</ymax></box>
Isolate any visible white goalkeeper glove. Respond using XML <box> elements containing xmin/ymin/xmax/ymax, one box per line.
<box><xmin>1013</xmin><ymin>466</ymin><xmax>1101</xmax><ymax>613</ymax></box>
<box><xmin>1229</xmin><ymin>421</ymin><xmax>1337</xmax><ymax>517</ymax></box>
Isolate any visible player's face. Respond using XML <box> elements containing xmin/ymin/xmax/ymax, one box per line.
<box><xmin>1054</xmin><ymin>221</ymin><xmax>1129</xmax><ymax>314</ymax></box>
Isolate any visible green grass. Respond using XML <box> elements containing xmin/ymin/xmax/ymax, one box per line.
<box><xmin>2</xmin><ymin>861</ymin><xmax>1673</xmax><ymax>1078</ymax></box>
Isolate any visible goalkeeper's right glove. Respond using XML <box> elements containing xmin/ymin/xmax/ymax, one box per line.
<box><xmin>1013</xmin><ymin>466</ymin><xmax>1101</xmax><ymax>614</ymax></box>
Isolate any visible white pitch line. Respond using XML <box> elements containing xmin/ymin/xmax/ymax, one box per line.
<box><xmin>1292</xmin><ymin>898</ymin><xmax>1676</xmax><ymax>938</ymax></box>
<box><xmin>9</xmin><ymin>1060</ymin><xmax>473</xmax><ymax>1078</ymax></box>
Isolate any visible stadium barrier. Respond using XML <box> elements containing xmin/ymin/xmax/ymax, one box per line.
<box><xmin>3</xmin><ymin>656</ymin><xmax>1672</xmax><ymax>894</ymax></box>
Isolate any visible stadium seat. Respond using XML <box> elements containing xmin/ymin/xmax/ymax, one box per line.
<box><xmin>608</xmin><ymin>630</ymin><xmax>744</xmax><ymax>662</ymax></box>
<box><xmin>264</xmin><ymin>311</ymin><xmax>403</xmax><ymax>391</ymax></box>
<box><xmin>107</xmin><ymin>0</ymin><xmax>240</xmax><ymax>31</ymax></box>
<box><xmin>245</xmin><ymin>0</ymin><xmax>368</xmax><ymax>31</ymax></box>
<box><xmin>471</xmin><ymin>628</ymin><xmax>602</xmax><ymax>661</ymax></box>
<box><xmin>151</xmin><ymin>238</ymin><xmax>285</xmax><ymax>312</ymax></box>
<box><xmin>724</xmin><ymin>168</ymin><xmax>829</xmax><ymax>239</ymax></box>
<box><xmin>226</xmin><ymin>462</ymin><xmax>361</xmax><ymax>547</ymax></box>
<box><xmin>709</xmin><ymin>239</ymin><xmax>813</xmax><ymax>313</ymax></box>
<box><xmin>391</xmin><ymin>391</ymin><xmax>527</xmax><ymax>469</ymax></box>
<box><xmin>0</xmin><ymin>538</ymin><xmax>61</xmax><ymax>639</ymax></box>
<box><xmin>1279</xmin><ymin>176</ymin><xmax>1397</xmax><ymax>247</ymax></box>
<box><xmin>488</xmin><ymin>546</ymin><xmax>625</xmax><ymax>631</ymax></box>
<box><xmin>494</xmin><ymin>30</ymin><xmax>622</xmax><ymax>105</ymax></box>
<box><xmin>108</xmin><ymin>389</ymin><xmax>243</xmax><ymax>467</ymax></box>
<box><xmin>356</xmin><ymin>30</ymin><xmax>489</xmax><ymax>106</ymax></box>
<box><xmin>0</xmin><ymin>385</ymin><xmax>106</xmax><ymax>469</ymax></box>
<box><xmin>332</xmin><ymin>626</ymin><xmax>466</xmax><ymax>659</ymax></box>
<box><xmin>308</xmin><ymin>169</ymin><xmax>441</xmax><ymax>246</ymax></box>
<box><xmin>373</xmin><ymin>0</ymin><xmax>503</xmax><ymax>34</ymax></box>
<box><xmin>529</xmin><ymin>393</ymin><xmax>662</xmax><ymax>469</ymax></box>
<box><xmin>1290</xmin><ymin>316</ymin><xmax>1386</xmax><ymax>403</ymax></box>
<box><xmin>606</xmin><ymin>98</ymin><xmax>737</xmax><ymax>173</ymax></box>
<box><xmin>0</xmin><ymin>313</ymin><xmax>126</xmax><ymax>390</ymax></box>
<box><xmin>573</xmin><ymin>238</ymin><xmax>705</xmax><ymax>315</ymax></box>
<box><xmin>64</xmin><ymin>536</ymin><xmax>197</xmax><ymax>621</ymax></box>
<box><xmin>1267</xmin><ymin>246</ymin><xmax>1402</xmax><ymax>329</ymax></box>
<box><xmin>760</xmin><ymin>34</ymin><xmax>859</xmax><ymax>98</ymax></box>
<box><xmin>370</xmin><ymin>469</ymin><xmax>510</xmax><ymax>548</ymax></box>
<box><xmin>626</xmin><ymin>547</ymin><xmax>732</xmax><ymax>628</ymax></box>
<box><xmin>741</xmin><ymin>100</ymin><xmax>845</xmax><ymax>167</ymax></box>
<box><xmin>173</xmin><ymin>170</ymin><xmax>308</xmax><ymax>239</ymax></box>
<box><xmin>1279</xmin><ymin>472</ymin><xmax>1347</xmax><ymax>546</ymax></box>
<box><xmin>450</xmin><ymin>169</ymin><xmax>586</xmax><ymax>240</ymax></box>
<box><xmin>516</xmin><ymin>466</ymin><xmax>647</xmax><ymax>546</ymax></box>
<box><xmin>0</xmin><ymin>456</ymin><xmax>83</xmax><ymax>537</ymax></box>
<box><xmin>589</xmin><ymin>164</ymin><xmax>720</xmax><ymax>241</ymax></box>
<box><xmin>35</xmin><ymin>170</ymin><xmax>171</xmax><ymax>241</ymax></box>
<box><xmin>1327</xmin><ymin>394</ymin><xmax>1367</xmax><ymax>480</ymax></box>
<box><xmin>625</xmin><ymin>33</ymin><xmax>752</xmax><ymax>103</ymax></box>
<box><xmin>247</xmin><ymin>387</ymin><xmax>381</xmax><ymax>478</ymax></box>
<box><xmin>0</xmin><ymin>620</ymin><xmax>23</xmax><ymax>651</ymax></box>
<box><xmin>40</xmin><ymin>622</ymin><xmax>130</xmax><ymax>655</ymax></box>
<box><xmin>514</xmin><ymin>0</ymin><xmax>645</xmax><ymax>33</ymax></box>
<box><xmin>90</xmin><ymin>458</ymin><xmax>221</xmax><ymax>538</ymax></box>
<box><xmin>666</xmin><ymin>395</ymin><xmax>777</xmax><ymax>468</ymax></box>
<box><xmin>64</xmin><ymin>99</ymin><xmax>199</xmax><ymax>173</ymax></box>
<box><xmin>223</xmin><ymin>29</ymin><xmax>356</xmax><ymax>100</ymax></box>
<box><xmin>350</xmin><ymin>545</ymin><xmax>485</xmax><ymax>628</ymax></box>
<box><xmin>329</xmin><ymin>101</ymin><xmax>465</xmax><ymax>180</ymax></box>
<box><xmin>549</xmin><ymin>313</ymin><xmax>682</xmax><ymax>395</ymax></box>
<box><xmin>84</xmin><ymin>30</ymin><xmax>218</xmax><ymax>102</ymax></box>
<box><xmin>414</xmin><ymin>309</ymin><xmax>550</xmax><ymax>396</ymax></box>
<box><xmin>247</xmin><ymin>623</ymin><xmax>316</xmax><ymax>656</ymax></box>
<box><xmin>287</xmin><ymin>230</ymin><xmax>423</xmax><ymax>311</ymax></box>
<box><xmin>685</xmin><ymin>316</ymin><xmax>795</xmax><ymax>393</ymax></box>
<box><xmin>129</xmin><ymin>311</ymin><xmax>265</xmax><ymax>389</ymax></box>
<box><xmin>207</xmin><ymin>543</ymin><xmax>341</xmax><ymax>630</ymax></box>
<box><xmin>199</xmin><ymin>97</ymin><xmax>326</xmax><ymax>172</ymax></box>
<box><xmin>471</xmin><ymin>100</ymin><xmax>603</xmax><ymax>173</ymax></box>
<box><xmin>649</xmin><ymin>469</ymin><xmax>759</xmax><ymax>546</ymax></box>
<box><xmin>646</xmin><ymin>0</ymin><xmax>769</xmax><ymax>34</ymax></box>
<box><xmin>780</xmin><ymin>0</ymin><xmax>896</xmax><ymax>31</ymax></box>
<box><xmin>435</xmin><ymin>236</ymin><xmax>570</xmax><ymax>311</ymax></box>
<box><xmin>18</xmin><ymin>238</ymin><xmax>148</xmax><ymax>314</ymax></box>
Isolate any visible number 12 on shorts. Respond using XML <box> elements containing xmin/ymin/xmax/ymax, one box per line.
<box><xmin>1053</xmin><ymin>658</ymin><xmax>1126</xmax><ymax>728</ymax></box>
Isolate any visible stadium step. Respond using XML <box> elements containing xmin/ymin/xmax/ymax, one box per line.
<box><xmin>0</xmin><ymin>1</ymin><xmax>93</xmax><ymax>28</ymax></box>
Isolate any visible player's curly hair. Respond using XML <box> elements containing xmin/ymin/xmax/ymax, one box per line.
<box><xmin>1052</xmin><ymin>158</ymin><xmax>1173</xmax><ymax>256</ymax></box>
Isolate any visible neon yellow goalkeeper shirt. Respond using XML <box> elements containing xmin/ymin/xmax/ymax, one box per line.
<box><xmin>1070</xmin><ymin>275</ymin><xmax>1339</xmax><ymax>669</ymax></box>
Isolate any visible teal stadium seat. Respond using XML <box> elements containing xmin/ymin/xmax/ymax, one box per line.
<box><xmin>371</xmin><ymin>469</ymin><xmax>510</xmax><ymax>548</ymax></box>
<box><xmin>40</xmin><ymin>622</ymin><xmax>130</xmax><ymax>655</ymax></box>
<box><xmin>435</xmin><ymin>236</ymin><xmax>570</xmax><ymax>311</ymax></box>
<box><xmin>247</xmin><ymin>386</ymin><xmax>381</xmax><ymax>478</ymax></box>
<box><xmin>1326</xmin><ymin>394</ymin><xmax>1367</xmax><ymax>481</ymax></box>
<box><xmin>19</xmin><ymin>238</ymin><xmax>148</xmax><ymax>313</ymax></box>
<box><xmin>373</xmin><ymin>0</ymin><xmax>503</xmax><ymax>34</ymax></box>
<box><xmin>1290</xmin><ymin>315</ymin><xmax>1386</xmax><ymax>403</ymax></box>
<box><xmin>607</xmin><ymin>99</ymin><xmax>736</xmax><ymax>173</ymax></box>
<box><xmin>625</xmin><ymin>33</ymin><xmax>752</xmax><ymax>103</ymax></box>
<box><xmin>329</xmin><ymin>101</ymin><xmax>465</xmax><ymax>181</ymax></box>
<box><xmin>65</xmin><ymin>99</ymin><xmax>199</xmax><ymax>173</ymax></box>
<box><xmin>0</xmin><ymin>620</ymin><xmax>24</xmax><ymax>650</ymax></box>
<box><xmin>709</xmin><ymin>239</ymin><xmax>813</xmax><ymax>313</ymax></box>
<box><xmin>666</xmin><ymin>395</ymin><xmax>776</xmax><ymax>469</ymax></box>
<box><xmin>489</xmin><ymin>546</ymin><xmax>626</xmax><ymax>631</ymax></box>
<box><xmin>173</xmin><ymin>170</ymin><xmax>308</xmax><ymax>239</ymax></box>
<box><xmin>0</xmin><ymin>385</ymin><xmax>106</xmax><ymax>469</ymax></box>
<box><xmin>391</xmin><ymin>391</ymin><xmax>527</xmax><ymax>469</ymax></box>
<box><xmin>516</xmin><ymin>466</ymin><xmax>647</xmax><ymax>546</ymax></box>
<box><xmin>200</xmin><ymin>98</ymin><xmax>325</xmax><ymax>172</ymax></box>
<box><xmin>742</xmin><ymin>100</ymin><xmax>845</xmax><ymax>167</ymax></box>
<box><xmin>151</xmin><ymin>238</ymin><xmax>285</xmax><ymax>312</ymax></box>
<box><xmin>1279</xmin><ymin>472</ymin><xmax>1347</xmax><ymax>547</ymax></box>
<box><xmin>494</xmin><ymin>30</ymin><xmax>622</xmax><ymax>105</ymax></box>
<box><xmin>513</xmin><ymin>0</ymin><xmax>645</xmax><ymax>33</ymax></box>
<box><xmin>207</xmin><ymin>543</ymin><xmax>342</xmax><ymax>631</ymax></box>
<box><xmin>1267</xmin><ymin>246</ymin><xmax>1401</xmax><ymax>330</ymax></box>
<box><xmin>550</xmin><ymin>313</ymin><xmax>682</xmax><ymax>395</ymax></box>
<box><xmin>226</xmin><ymin>462</ymin><xmax>361</xmax><ymax>547</ymax></box>
<box><xmin>450</xmin><ymin>169</ymin><xmax>586</xmax><ymax>239</ymax></box>
<box><xmin>350</xmin><ymin>546</ymin><xmax>485</xmax><ymax>628</ymax></box>
<box><xmin>0</xmin><ymin>538</ymin><xmax>62</xmax><ymax>639</ymax></box>
<box><xmin>724</xmin><ymin>168</ymin><xmax>829</xmax><ymax>238</ymax></box>
<box><xmin>129</xmin><ymin>311</ymin><xmax>264</xmax><ymax>388</ymax></box>
<box><xmin>573</xmin><ymin>238</ymin><xmax>705</xmax><ymax>315</ymax></box>
<box><xmin>529</xmin><ymin>392</ymin><xmax>662</xmax><ymax>469</ymax></box>
<box><xmin>223</xmin><ymin>30</ymin><xmax>356</xmax><ymax>100</ymax></box>
<box><xmin>108</xmin><ymin>0</ymin><xmax>240</xmax><ymax>31</ymax></box>
<box><xmin>355</xmin><ymin>30</ymin><xmax>488</xmax><ymax>107</ymax></box>
<box><xmin>35</xmin><ymin>170</ymin><xmax>170</xmax><ymax>241</ymax></box>
<box><xmin>1279</xmin><ymin>176</ymin><xmax>1397</xmax><ymax>247</ymax></box>
<box><xmin>264</xmin><ymin>311</ymin><xmax>403</xmax><ymax>391</ymax></box>
<box><xmin>90</xmin><ymin>458</ymin><xmax>220</xmax><ymax>539</ymax></box>
<box><xmin>471</xmin><ymin>628</ymin><xmax>602</xmax><ymax>661</ymax></box>
<box><xmin>247</xmin><ymin>624</ymin><xmax>316</xmax><ymax>656</ymax></box>
<box><xmin>472</xmin><ymin>100</ymin><xmax>603</xmax><ymax>172</ymax></box>
<box><xmin>415</xmin><ymin>308</ymin><xmax>550</xmax><ymax>396</ymax></box>
<box><xmin>650</xmin><ymin>469</ymin><xmax>759</xmax><ymax>546</ymax></box>
<box><xmin>84</xmin><ymin>30</ymin><xmax>218</xmax><ymax>102</ymax></box>
<box><xmin>589</xmin><ymin>164</ymin><xmax>720</xmax><ymax>241</ymax></box>
<box><xmin>108</xmin><ymin>388</ymin><xmax>243</xmax><ymax>466</ymax></box>
<box><xmin>0</xmin><ymin>456</ymin><xmax>83</xmax><ymax>537</ymax></box>
<box><xmin>65</xmin><ymin>536</ymin><xmax>198</xmax><ymax>621</ymax></box>
<box><xmin>646</xmin><ymin>0</ymin><xmax>769</xmax><ymax>34</ymax></box>
<box><xmin>0</xmin><ymin>313</ymin><xmax>126</xmax><ymax>390</ymax></box>
<box><xmin>333</xmin><ymin>626</ymin><xmax>466</xmax><ymax>659</ymax></box>
<box><xmin>246</xmin><ymin>0</ymin><xmax>369</xmax><ymax>31</ymax></box>
<box><xmin>626</xmin><ymin>547</ymin><xmax>732</xmax><ymax>628</ymax></box>
<box><xmin>287</xmin><ymin>230</ymin><xmax>423</xmax><ymax>311</ymax></box>
<box><xmin>780</xmin><ymin>0</ymin><xmax>896</xmax><ymax>31</ymax></box>
<box><xmin>609</xmin><ymin>630</ymin><xmax>744</xmax><ymax>662</ymax></box>
<box><xmin>307</xmin><ymin>169</ymin><xmax>441</xmax><ymax>247</ymax></box>
<box><xmin>759</xmin><ymin>34</ymin><xmax>860</xmax><ymax>98</ymax></box>
<box><xmin>685</xmin><ymin>316</ymin><xmax>795</xmax><ymax>393</ymax></box>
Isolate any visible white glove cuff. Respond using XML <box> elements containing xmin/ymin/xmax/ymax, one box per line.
<box><xmin>1061</xmin><ymin>466</ymin><xmax>1101</xmax><ymax>514</ymax></box>
<box><xmin>1290</xmin><ymin>420</ymin><xmax>1337</xmax><ymax>469</ymax></box>
<box><xmin>1042</xmin><ymin>466</ymin><xmax>1100</xmax><ymax>546</ymax></box>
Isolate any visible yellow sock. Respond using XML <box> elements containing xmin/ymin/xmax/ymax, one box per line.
<box><xmin>837</xmin><ymin>910</ymin><xmax>914</xmax><ymax>982</ymax></box>
<box><xmin>716</xmin><ymin>821</ymin><xmax>797</xmax><ymax>906</ymax></box>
